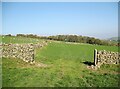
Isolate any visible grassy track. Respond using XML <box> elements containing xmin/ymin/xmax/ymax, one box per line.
<box><xmin>35</xmin><ymin>42</ymin><xmax>118</xmax><ymax>63</ymax></box>
<box><xmin>2</xmin><ymin>37</ymin><xmax>119</xmax><ymax>87</ymax></box>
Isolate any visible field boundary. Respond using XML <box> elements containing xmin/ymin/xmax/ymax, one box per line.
<box><xmin>94</xmin><ymin>49</ymin><xmax>119</xmax><ymax>67</ymax></box>
<box><xmin>2</xmin><ymin>42</ymin><xmax>47</xmax><ymax>63</ymax></box>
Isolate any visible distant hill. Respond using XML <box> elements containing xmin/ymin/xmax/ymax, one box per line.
<box><xmin>107</xmin><ymin>37</ymin><xmax>120</xmax><ymax>41</ymax></box>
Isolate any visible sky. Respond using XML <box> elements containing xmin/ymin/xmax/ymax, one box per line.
<box><xmin>2</xmin><ymin>2</ymin><xmax>118</xmax><ymax>39</ymax></box>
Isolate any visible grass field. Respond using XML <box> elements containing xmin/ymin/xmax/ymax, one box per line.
<box><xmin>2</xmin><ymin>36</ymin><xmax>119</xmax><ymax>87</ymax></box>
<box><xmin>1</xmin><ymin>36</ymin><xmax>44</xmax><ymax>44</ymax></box>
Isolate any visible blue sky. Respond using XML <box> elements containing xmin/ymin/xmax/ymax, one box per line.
<box><xmin>2</xmin><ymin>2</ymin><xmax>118</xmax><ymax>39</ymax></box>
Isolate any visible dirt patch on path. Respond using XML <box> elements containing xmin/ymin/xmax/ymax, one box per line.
<box><xmin>35</xmin><ymin>62</ymin><xmax>49</xmax><ymax>68</ymax></box>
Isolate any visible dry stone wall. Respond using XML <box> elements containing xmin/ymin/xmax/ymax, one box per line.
<box><xmin>2</xmin><ymin>42</ymin><xmax>47</xmax><ymax>63</ymax></box>
<box><xmin>94</xmin><ymin>49</ymin><xmax>120</xmax><ymax>67</ymax></box>
<box><xmin>34</xmin><ymin>41</ymin><xmax>47</xmax><ymax>48</ymax></box>
<box><xmin>2</xmin><ymin>44</ymin><xmax>34</xmax><ymax>62</ymax></box>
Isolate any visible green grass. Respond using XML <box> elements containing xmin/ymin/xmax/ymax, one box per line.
<box><xmin>35</xmin><ymin>42</ymin><xmax>118</xmax><ymax>63</ymax></box>
<box><xmin>2</xmin><ymin>38</ymin><xmax>119</xmax><ymax>87</ymax></box>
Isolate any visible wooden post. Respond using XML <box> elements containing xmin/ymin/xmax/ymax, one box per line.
<box><xmin>94</xmin><ymin>49</ymin><xmax>97</xmax><ymax>66</ymax></box>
